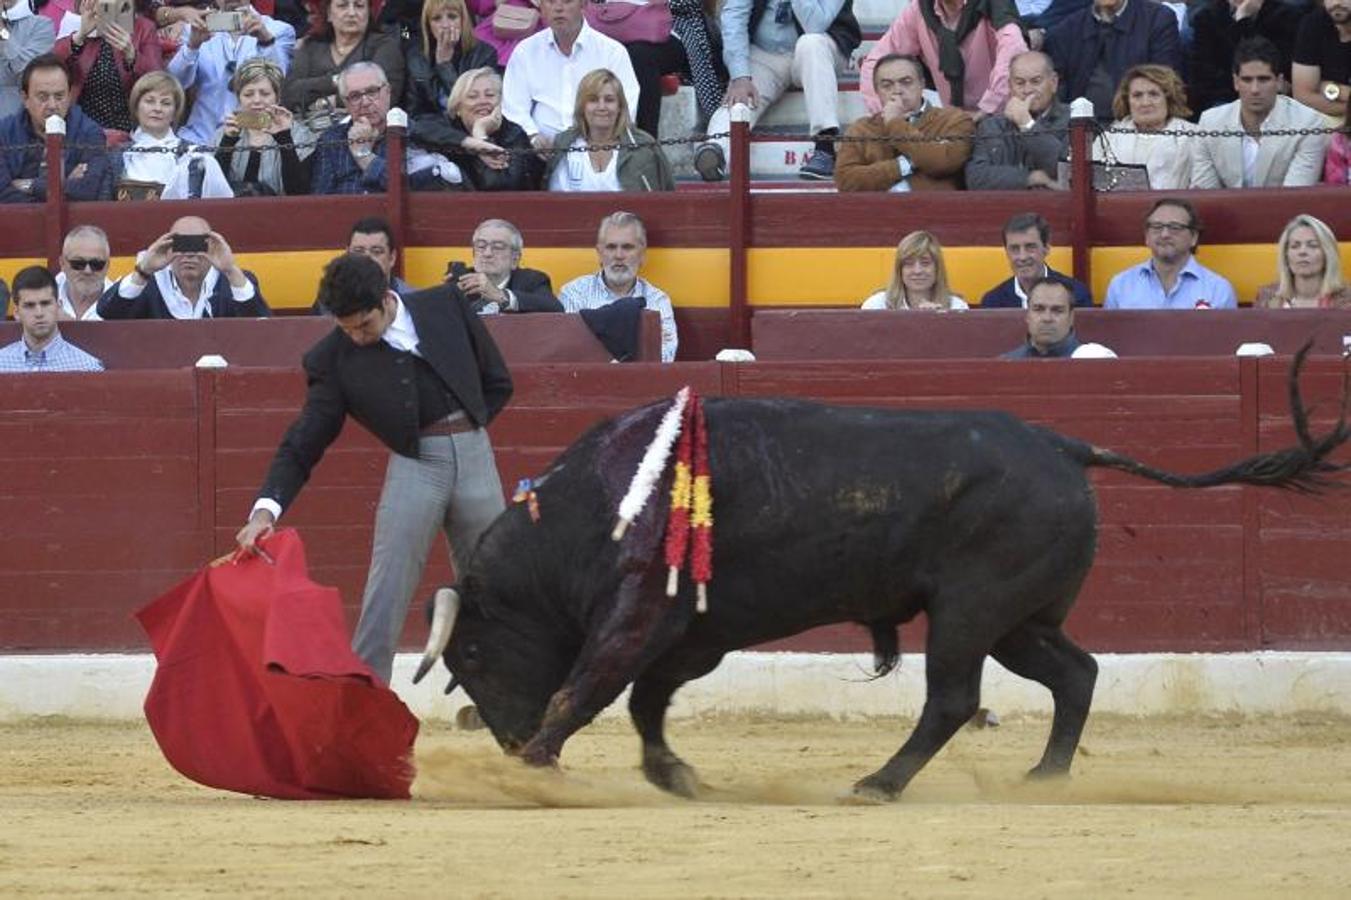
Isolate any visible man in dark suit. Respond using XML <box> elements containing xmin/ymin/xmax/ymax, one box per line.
<box><xmin>237</xmin><ymin>253</ymin><xmax>513</xmax><ymax>684</ymax></box>
<box><xmin>97</xmin><ymin>216</ymin><xmax>271</xmax><ymax>319</ymax></box>
<box><xmin>982</xmin><ymin>212</ymin><xmax>1092</xmax><ymax>308</ymax></box>
<box><xmin>1043</xmin><ymin>0</ymin><xmax>1182</xmax><ymax>119</ymax></box>
<box><xmin>445</xmin><ymin>218</ymin><xmax>562</xmax><ymax>315</ymax></box>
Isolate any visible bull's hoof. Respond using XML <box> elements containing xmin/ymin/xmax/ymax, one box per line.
<box><xmin>1025</xmin><ymin>763</ymin><xmax>1071</xmax><ymax>782</ymax></box>
<box><xmin>850</xmin><ymin>773</ymin><xmax>900</xmax><ymax>803</ymax></box>
<box><xmin>519</xmin><ymin>742</ymin><xmax>560</xmax><ymax>768</ymax></box>
<box><xmin>642</xmin><ymin>750</ymin><xmax>702</xmax><ymax>799</ymax></box>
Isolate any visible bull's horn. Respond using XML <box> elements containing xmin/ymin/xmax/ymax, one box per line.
<box><xmin>412</xmin><ymin>587</ymin><xmax>461</xmax><ymax>685</ymax></box>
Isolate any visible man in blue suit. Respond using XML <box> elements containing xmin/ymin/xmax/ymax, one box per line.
<box><xmin>981</xmin><ymin>212</ymin><xmax>1093</xmax><ymax>309</ymax></box>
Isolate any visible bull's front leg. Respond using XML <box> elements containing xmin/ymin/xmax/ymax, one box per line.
<box><xmin>519</xmin><ymin>566</ymin><xmax>681</xmax><ymax>767</ymax></box>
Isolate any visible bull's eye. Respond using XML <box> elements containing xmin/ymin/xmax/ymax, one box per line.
<box><xmin>462</xmin><ymin>642</ymin><xmax>482</xmax><ymax>672</ymax></box>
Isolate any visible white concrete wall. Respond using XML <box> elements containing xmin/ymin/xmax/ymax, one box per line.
<box><xmin>3</xmin><ymin>651</ymin><xmax>1350</xmax><ymax>722</ymax></box>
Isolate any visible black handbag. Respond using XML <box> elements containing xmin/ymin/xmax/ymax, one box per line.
<box><xmin>1056</xmin><ymin>124</ymin><xmax>1151</xmax><ymax>192</ymax></box>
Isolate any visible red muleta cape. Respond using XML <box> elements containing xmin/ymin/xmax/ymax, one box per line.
<box><xmin>136</xmin><ymin>529</ymin><xmax>419</xmax><ymax>800</ymax></box>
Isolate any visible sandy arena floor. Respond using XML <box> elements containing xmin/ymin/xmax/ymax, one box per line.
<box><xmin>2</xmin><ymin>713</ymin><xmax>1350</xmax><ymax>898</ymax></box>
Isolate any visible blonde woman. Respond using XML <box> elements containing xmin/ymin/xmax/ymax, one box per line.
<box><xmin>862</xmin><ymin>231</ymin><xmax>968</xmax><ymax>310</ymax></box>
<box><xmin>121</xmin><ymin>71</ymin><xmax>232</xmax><ymax>199</ymax></box>
<box><xmin>403</xmin><ymin>0</ymin><xmax>497</xmax><ymax>119</ymax></box>
<box><xmin>545</xmin><ymin>68</ymin><xmax>674</xmax><ymax>193</ymax></box>
<box><xmin>1096</xmin><ymin>65</ymin><xmax>1196</xmax><ymax>191</ymax></box>
<box><xmin>214</xmin><ymin>59</ymin><xmax>314</xmax><ymax>196</ymax></box>
<box><xmin>1255</xmin><ymin>215</ymin><xmax>1351</xmax><ymax>309</ymax></box>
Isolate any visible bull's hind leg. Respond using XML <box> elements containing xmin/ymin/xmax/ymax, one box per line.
<box><xmin>990</xmin><ymin>621</ymin><xmax>1098</xmax><ymax>778</ymax></box>
<box><xmin>854</xmin><ymin>638</ymin><xmax>985</xmax><ymax>801</ymax></box>
<box><xmin>630</xmin><ymin>654</ymin><xmax>721</xmax><ymax>798</ymax></box>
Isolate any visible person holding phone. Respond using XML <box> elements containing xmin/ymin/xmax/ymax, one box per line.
<box><xmin>166</xmin><ymin>0</ymin><xmax>295</xmax><ymax>144</ymax></box>
<box><xmin>53</xmin><ymin>0</ymin><xmax>161</xmax><ymax>133</ymax></box>
<box><xmin>215</xmin><ymin>58</ymin><xmax>313</xmax><ymax>196</ymax></box>
<box><xmin>97</xmin><ymin>215</ymin><xmax>272</xmax><ymax>319</ymax></box>
<box><xmin>444</xmin><ymin>218</ymin><xmax>561</xmax><ymax>314</ymax></box>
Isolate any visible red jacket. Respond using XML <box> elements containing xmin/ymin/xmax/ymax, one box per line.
<box><xmin>53</xmin><ymin>16</ymin><xmax>164</xmax><ymax>107</ymax></box>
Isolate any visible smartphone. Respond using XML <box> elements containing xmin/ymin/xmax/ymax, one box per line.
<box><xmin>446</xmin><ymin>261</ymin><xmax>471</xmax><ymax>281</ymax></box>
<box><xmin>95</xmin><ymin>0</ymin><xmax>134</xmax><ymax>37</ymax></box>
<box><xmin>204</xmin><ymin>10</ymin><xmax>243</xmax><ymax>32</ymax></box>
<box><xmin>172</xmin><ymin>233</ymin><xmax>209</xmax><ymax>254</ymax></box>
<box><xmin>234</xmin><ymin>108</ymin><xmax>272</xmax><ymax>131</ymax></box>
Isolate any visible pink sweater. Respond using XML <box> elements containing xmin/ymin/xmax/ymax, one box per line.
<box><xmin>860</xmin><ymin>3</ymin><xmax>1026</xmax><ymax>116</ymax></box>
<box><xmin>1325</xmin><ymin>133</ymin><xmax>1350</xmax><ymax>186</ymax></box>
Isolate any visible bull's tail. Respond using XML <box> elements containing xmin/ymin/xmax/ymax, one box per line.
<box><xmin>1053</xmin><ymin>343</ymin><xmax>1350</xmax><ymax>493</ymax></box>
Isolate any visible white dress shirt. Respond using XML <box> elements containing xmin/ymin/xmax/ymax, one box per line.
<box><xmin>501</xmin><ymin>22</ymin><xmax>641</xmax><ymax>140</ymax></box>
<box><xmin>116</xmin><ymin>266</ymin><xmax>257</xmax><ymax>319</ymax></box>
<box><xmin>56</xmin><ymin>272</ymin><xmax>110</xmax><ymax>320</ymax></box>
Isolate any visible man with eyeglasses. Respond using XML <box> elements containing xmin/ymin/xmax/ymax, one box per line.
<box><xmin>165</xmin><ymin>0</ymin><xmax>295</xmax><ymax>144</ymax></box>
<box><xmin>56</xmin><ymin>225</ymin><xmax>113</xmax><ymax>321</ymax></box>
<box><xmin>445</xmin><ymin>219</ymin><xmax>562</xmax><ymax>315</ymax></box>
<box><xmin>0</xmin><ymin>53</ymin><xmax>109</xmax><ymax>203</ymax></box>
<box><xmin>1104</xmin><ymin>197</ymin><xmax>1237</xmax><ymax>309</ymax></box>
<box><xmin>0</xmin><ymin>266</ymin><xmax>104</xmax><ymax>373</ymax></box>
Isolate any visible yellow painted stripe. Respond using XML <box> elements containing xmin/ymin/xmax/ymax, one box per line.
<box><xmin>0</xmin><ymin>258</ymin><xmax>48</xmax><ymax>288</ymax></box>
<box><xmin>1092</xmin><ymin>244</ymin><xmax>1351</xmax><ymax>307</ymax></box>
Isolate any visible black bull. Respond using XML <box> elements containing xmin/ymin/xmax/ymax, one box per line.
<box><xmin>417</xmin><ymin>351</ymin><xmax>1348</xmax><ymax>800</ymax></box>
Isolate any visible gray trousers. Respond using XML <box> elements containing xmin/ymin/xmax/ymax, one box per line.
<box><xmin>351</xmin><ymin>428</ymin><xmax>505</xmax><ymax>684</ymax></box>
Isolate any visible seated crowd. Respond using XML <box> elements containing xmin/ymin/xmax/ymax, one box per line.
<box><xmin>1</xmin><ymin>0</ymin><xmax>1346</xmax><ymax>197</ymax></box>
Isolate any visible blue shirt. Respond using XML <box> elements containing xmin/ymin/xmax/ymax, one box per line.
<box><xmin>558</xmin><ymin>271</ymin><xmax>678</xmax><ymax>362</ymax></box>
<box><xmin>722</xmin><ymin>0</ymin><xmax>846</xmax><ymax>79</ymax></box>
<box><xmin>0</xmin><ymin>333</ymin><xmax>104</xmax><ymax>372</ymax></box>
<box><xmin>1103</xmin><ymin>255</ymin><xmax>1237</xmax><ymax>310</ymax></box>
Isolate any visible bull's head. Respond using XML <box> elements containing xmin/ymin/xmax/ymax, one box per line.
<box><xmin>414</xmin><ymin>581</ymin><xmax>575</xmax><ymax>753</ymax></box>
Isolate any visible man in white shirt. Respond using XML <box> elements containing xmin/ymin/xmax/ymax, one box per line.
<box><xmin>501</xmin><ymin>0</ymin><xmax>640</xmax><ymax>152</ymax></box>
<box><xmin>166</xmin><ymin>0</ymin><xmax>295</xmax><ymax>144</ymax></box>
<box><xmin>559</xmin><ymin>211</ymin><xmax>677</xmax><ymax>362</ymax></box>
<box><xmin>56</xmin><ymin>225</ymin><xmax>112</xmax><ymax>321</ymax></box>
<box><xmin>97</xmin><ymin>216</ymin><xmax>271</xmax><ymax>319</ymax></box>
<box><xmin>1192</xmin><ymin>36</ymin><xmax>1328</xmax><ymax>188</ymax></box>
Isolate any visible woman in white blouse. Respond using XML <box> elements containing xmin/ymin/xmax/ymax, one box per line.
<box><xmin>861</xmin><ymin>230</ymin><xmax>968</xmax><ymax>311</ymax></box>
<box><xmin>544</xmin><ymin>67</ymin><xmax>674</xmax><ymax>193</ymax></box>
<box><xmin>1095</xmin><ymin>64</ymin><xmax>1195</xmax><ymax>191</ymax></box>
<box><xmin>121</xmin><ymin>71</ymin><xmax>232</xmax><ymax>199</ymax></box>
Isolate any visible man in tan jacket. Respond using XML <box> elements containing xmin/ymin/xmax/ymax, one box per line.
<box><xmin>835</xmin><ymin>53</ymin><xmax>976</xmax><ymax>191</ymax></box>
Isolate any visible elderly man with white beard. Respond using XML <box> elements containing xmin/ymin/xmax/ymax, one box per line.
<box><xmin>558</xmin><ymin>211</ymin><xmax>677</xmax><ymax>363</ymax></box>
<box><xmin>56</xmin><ymin>225</ymin><xmax>112</xmax><ymax>321</ymax></box>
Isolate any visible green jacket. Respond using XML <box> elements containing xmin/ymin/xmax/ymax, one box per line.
<box><xmin>545</xmin><ymin>126</ymin><xmax>675</xmax><ymax>192</ymax></box>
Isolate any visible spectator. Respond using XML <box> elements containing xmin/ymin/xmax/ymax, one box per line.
<box><xmin>447</xmin><ymin>218</ymin><xmax>562</xmax><ymax>313</ymax></box>
<box><xmin>416</xmin><ymin>67</ymin><xmax>541</xmax><ymax>190</ymax></box>
<box><xmin>692</xmin><ymin>0</ymin><xmax>860</xmax><ymax>181</ymax></box>
<box><xmin>98</xmin><ymin>215</ymin><xmax>272</xmax><ymax>319</ymax></box>
<box><xmin>1019</xmin><ymin>0</ymin><xmax>1090</xmax><ymax>37</ymax></box>
<box><xmin>545</xmin><ymin>67</ymin><xmax>674</xmax><ymax>191</ymax></box>
<box><xmin>982</xmin><ymin>212</ymin><xmax>1092</xmax><ymax>308</ymax></box>
<box><xmin>622</xmin><ymin>0</ymin><xmax>727</xmax><ymax>138</ymax></box>
<box><xmin>56</xmin><ymin>224</ymin><xmax>111</xmax><ymax>320</ymax></box>
<box><xmin>348</xmin><ymin>216</ymin><xmax>415</xmax><ymax>297</ymax></box>
<box><xmin>53</xmin><ymin>0</ymin><xmax>163</xmax><ymax>133</ymax></box>
<box><xmin>311</xmin><ymin>62</ymin><xmax>459</xmax><ymax>194</ymax></box>
<box><xmin>1096</xmin><ymin>63</ymin><xmax>1195</xmax><ymax>190</ymax></box>
<box><xmin>1104</xmin><ymin>198</ymin><xmax>1237</xmax><ymax>309</ymax></box>
<box><xmin>558</xmin><ymin>211</ymin><xmax>677</xmax><ymax>362</ymax></box>
<box><xmin>165</xmin><ymin>0</ymin><xmax>296</xmax><ymax>145</ymax></box>
<box><xmin>466</xmin><ymin>0</ymin><xmax>542</xmax><ymax>68</ymax></box>
<box><xmin>835</xmin><ymin>53</ymin><xmax>975</xmax><ymax>192</ymax></box>
<box><xmin>214</xmin><ymin>58</ymin><xmax>314</xmax><ymax>197</ymax></box>
<box><xmin>0</xmin><ymin>275</ymin><xmax>7</xmax><ymax>317</ymax></box>
<box><xmin>1188</xmin><ymin>0</ymin><xmax>1302</xmax><ymax>115</ymax></box>
<box><xmin>121</xmin><ymin>71</ymin><xmax>234</xmax><ymax>198</ymax></box>
<box><xmin>403</xmin><ymin>0</ymin><xmax>497</xmax><ymax>121</ymax></box>
<box><xmin>282</xmin><ymin>0</ymin><xmax>404</xmax><ymax>120</ymax></box>
<box><xmin>1043</xmin><ymin>0</ymin><xmax>1181</xmax><ymax>119</ymax></box>
<box><xmin>1192</xmin><ymin>37</ymin><xmax>1328</xmax><ymax>189</ymax></box>
<box><xmin>965</xmin><ymin>50</ymin><xmax>1068</xmax><ymax>190</ymax></box>
<box><xmin>1326</xmin><ymin>93</ymin><xmax>1350</xmax><ymax>182</ymax></box>
<box><xmin>862</xmin><ymin>230</ymin><xmax>968</xmax><ymax>310</ymax></box>
<box><xmin>999</xmin><ymin>277</ymin><xmax>1082</xmax><ymax>358</ymax></box>
<box><xmin>0</xmin><ymin>265</ymin><xmax>103</xmax><ymax>372</ymax></box>
<box><xmin>859</xmin><ymin>0</ymin><xmax>1026</xmax><ymax>118</ymax></box>
<box><xmin>1292</xmin><ymin>0</ymin><xmax>1351</xmax><ymax>120</ymax></box>
<box><xmin>502</xmin><ymin>0</ymin><xmax>640</xmax><ymax>153</ymax></box>
<box><xmin>1255</xmin><ymin>214</ymin><xmax>1350</xmax><ymax>308</ymax></box>
<box><xmin>1</xmin><ymin>53</ymin><xmax>109</xmax><ymax>203</ymax></box>
<box><xmin>1</xmin><ymin>0</ymin><xmax>56</xmax><ymax>120</ymax></box>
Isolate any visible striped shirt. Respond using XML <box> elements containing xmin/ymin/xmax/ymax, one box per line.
<box><xmin>558</xmin><ymin>271</ymin><xmax>678</xmax><ymax>363</ymax></box>
<box><xmin>0</xmin><ymin>333</ymin><xmax>105</xmax><ymax>373</ymax></box>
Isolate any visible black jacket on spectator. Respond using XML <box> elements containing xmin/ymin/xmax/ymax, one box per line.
<box><xmin>965</xmin><ymin>101</ymin><xmax>1071</xmax><ymax>190</ymax></box>
<box><xmin>96</xmin><ymin>271</ymin><xmax>272</xmax><ymax>319</ymax></box>
<box><xmin>403</xmin><ymin>42</ymin><xmax>500</xmax><ymax>120</ymax></box>
<box><xmin>1044</xmin><ymin>0</ymin><xmax>1182</xmax><ymax>107</ymax></box>
<box><xmin>0</xmin><ymin>107</ymin><xmax>111</xmax><ymax>203</ymax></box>
<box><xmin>414</xmin><ymin>115</ymin><xmax>542</xmax><ymax>189</ymax></box>
<box><xmin>1188</xmin><ymin>0</ymin><xmax>1303</xmax><ymax>115</ymax></box>
<box><xmin>981</xmin><ymin>268</ymin><xmax>1093</xmax><ymax>308</ymax></box>
<box><xmin>1294</xmin><ymin>9</ymin><xmax>1351</xmax><ymax>89</ymax></box>
<box><xmin>500</xmin><ymin>268</ymin><xmax>562</xmax><ymax>312</ymax></box>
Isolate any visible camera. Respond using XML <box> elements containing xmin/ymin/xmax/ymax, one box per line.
<box><xmin>205</xmin><ymin>10</ymin><xmax>244</xmax><ymax>32</ymax></box>
<box><xmin>171</xmin><ymin>233</ymin><xmax>209</xmax><ymax>254</ymax></box>
<box><xmin>234</xmin><ymin>109</ymin><xmax>272</xmax><ymax>131</ymax></box>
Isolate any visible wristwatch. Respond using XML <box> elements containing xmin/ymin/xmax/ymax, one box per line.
<box><xmin>1325</xmin><ymin>82</ymin><xmax>1344</xmax><ymax>103</ymax></box>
